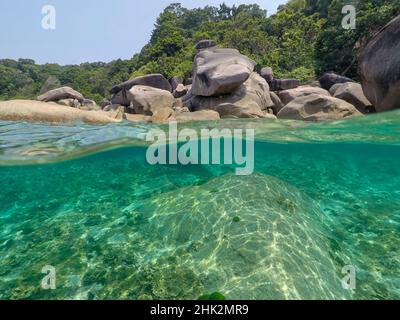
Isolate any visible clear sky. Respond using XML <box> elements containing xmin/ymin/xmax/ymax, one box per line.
<box><xmin>0</xmin><ymin>0</ymin><xmax>287</xmax><ymax>65</ymax></box>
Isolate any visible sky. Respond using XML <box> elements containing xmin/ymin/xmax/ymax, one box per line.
<box><xmin>0</xmin><ymin>0</ymin><xmax>287</xmax><ymax>65</ymax></box>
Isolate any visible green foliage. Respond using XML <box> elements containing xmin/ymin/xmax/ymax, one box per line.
<box><xmin>314</xmin><ymin>0</ymin><xmax>400</xmax><ymax>78</ymax></box>
<box><xmin>0</xmin><ymin>58</ymin><xmax>136</xmax><ymax>103</ymax></box>
<box><xmin>1</xmin><ymin>1</ymin><xmax>399</xmax><ymax>102</ymax></box>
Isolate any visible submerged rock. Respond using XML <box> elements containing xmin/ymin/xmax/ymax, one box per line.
<box><xmin>358</xmin><ymin>14</ymin><xmax>400</xmax><ymax>112</ymax></box>
<box><xmin>191</xmin><ymin>48</ymin><xmax>256</xmax><ymax>97</ymax></box>
<box><xmin>0</xmin><ymin>100</ymin><xmax>123</xmax><ymax>124</ymax></box>
<box><xmin>127</xmin><ymin>173</ymin><xmax>350</xmax><ymax>300</ymax></box>
<box><xmin>37</xmin><ymin>86</ymin><xmax>84</xmax><ymax>103</ymax></box>
<box><xmin>278</xmin><ymin>94</ymin><xmax>362</xmax><ymax>121</ymax></box>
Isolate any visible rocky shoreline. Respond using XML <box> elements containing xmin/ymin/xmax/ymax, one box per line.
<box><xmin>0</xmin><ymin>14</ymin><xmax>398</xmax><ymax>125</ymax></box>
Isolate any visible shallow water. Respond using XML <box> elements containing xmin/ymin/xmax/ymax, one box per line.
<box><xmin>0</xmin><ymin>111</ymin><xmax>399</xmax><ymax>300</ymax></box>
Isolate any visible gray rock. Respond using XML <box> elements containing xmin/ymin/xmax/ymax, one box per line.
<box><xmin>82</xmin><ymin>99</ymin><xmax>97</xmax><ymax>107</ymax></box>
<box><xmin>278</xmin><ymin>86</ymin><xmax>331</xmax><ymax>106</ymax></box>
<box><xmin>170</xmin><ymin>76</ymin><xmax>184</xmax><ymax>92</ymax></box>
<box><xmin>329</xmin><ymin>83</ymin><xmax>343</xmax><ymax>95</ymax></box>
<box><xmin>270</xmin><ymin>92</ymin><xmax>284</xmax><ymax>115</ymax></box>
<box><xmin>331</xmin><ymin>82</ymin><xmax>373</xmax><ymax>113</ymax></box>
<box><xmin>216</xmin><ymin>103</ymin><xmax>276</xmax><ymax>119</ymax></box>
<box><xmin>80</xmin><ymin>99</ymin><xmax>100</xmax><ymax>111</ymax></box>
<box><xmin>127</xmin><ymin>85</ymin><xmax>175</xmax><ymax>115</ymax></box>
<box><xmin>110</xmin><ymin>74</ymin><xmax>172</xmax><ymax>94</ymax></box>
<box><xmin>172</xmin><ymin>98</ymin><xmax>184</xmax><ymax>111</ymax></box>
<box><xmin>56</xmin><ymin>98</ymin><xmax>81</xmax><ymax>108</ymax></box>
<box><xmin>111</xmin><ymin>89</ymin><xmax>130</xmax><ymax>106</ymax></box>
<box><xmin>124</xmin><ymin>114</ymin><xmax>151</xmax><ymax>123</ymax></box>
<box><xmin>260</xmin><ymin>67</ymin><xmax>274</xmax><ymax>82</ymax></box>
<box><xmin>100</xmin><ymin>98</ymin><xmax>111</xmax><ymax>108</ymax></box>
<box><xmin>358</xmin><ymin>14</ymin><xmax>400</xmax><ymax>112</ymax></box>
<box><xmin>38</xmin><ymin>86</ymin><xmax>84</xmax><ymax>103</ymax></box>
<box><xmin>269</xmin><ymin>79</ymin><xmax>300</xmax><ymax>91</ymax></box>
<box><xmin>318</xmin><ymin>72</ymin><xmax>353</xmax><ymax>91</ymax></box>
<box><xmin>191</xmin><ymin>48</ymin><xmax>256</xmax><ymax>97</ymax></box>
<box><xmin>195</xmin><ymin>39</ymin><xmax>217</xmax><ymax>50</ymax></box>
<box><xmin>187</xmin><ymin>73</ymin><xmax>273</xmax><ymax>119</ymax></box>
<box><xmin>277</xmin><ymin>94</ymin><xmax>362</xmax><ymax>121</ymax></box>
<box><xmin>309</xmin><ymin>81</ymin><xmax>321</xmax><ymax>88</ymax></box>
<box><xmin>151</xmin><ymin>107</ymin><xmax>174</xmax><ymax>124</ymax></box>
<box><xmin>173</xmin><ymin>84</ymin><xmax>189</xmax><ymax>98</ymax></box>
<box><xmin>103</xmin><ymin>104</ymin><xmax>124</xmax><ymax>112</ymax></box>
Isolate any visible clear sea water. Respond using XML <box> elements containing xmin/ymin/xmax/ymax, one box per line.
<box><xmin>0</xmin><ymin>111</ymin><xmax>399</xmax><ymax>300</ymax></box>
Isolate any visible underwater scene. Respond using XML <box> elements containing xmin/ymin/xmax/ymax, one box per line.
<box><xmin>0</xmin><ymin>111</ymin><xmax>399</xmax><ymax>300</ymax></box>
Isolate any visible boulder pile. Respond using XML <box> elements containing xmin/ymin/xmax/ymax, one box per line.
<box><xmin>183</xmin><ymin>43</ymin><xmax>276</xmax><ymax>119</ymax></box>
<box><xmin>3</xmin><ymin>36</ymin><xmax>393</xmax><ymax>125</ymax></box>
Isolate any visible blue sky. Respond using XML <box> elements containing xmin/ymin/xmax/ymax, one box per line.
<box><xmin>0</xmin><ymin>0</ymin><xmax>287</xmax><ymax>65</ymax></box>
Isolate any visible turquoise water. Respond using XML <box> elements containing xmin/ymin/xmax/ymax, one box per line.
<box><xmin>0</xmin><ymin>111</ymin><xmax>400</xmax><ymax>300</ymax></box>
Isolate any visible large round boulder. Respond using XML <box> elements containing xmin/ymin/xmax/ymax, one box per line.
<box><xmin>37</xmin><ymin>86</ymin><xmax>84</xmax><ymax>103</ymax></box>
<box><xmin>127</xmin><ymin>85</ymin><xmax>175</xmax><ymax>115</ymax></box>
<box><xmin>330</xmin><ymin>82</ymin><xmax>373</xmax><ymax>113</ymax></box>
<box><xmin>277</xmin><ymin>94</ymin><xmax>362</xmax><ymax>121</ymax></box>
<box><xmin>125</xmin><ymin>173</ymin><xmax>350</xmax><ymax>299</ymax></box>
<box><xmin>191</xmin><ymin>48</ymin><xmax>256</xmax><ymax>97</ymax></box>
<box><xmin>358</xmin><ymin>14</ymin><xmax>400</xmax><ymax>112</ymax></box>
<box><xmin>278</xmin><ymin>86</ymin><xmax>330</xmax><ymax>106</ymax></box>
